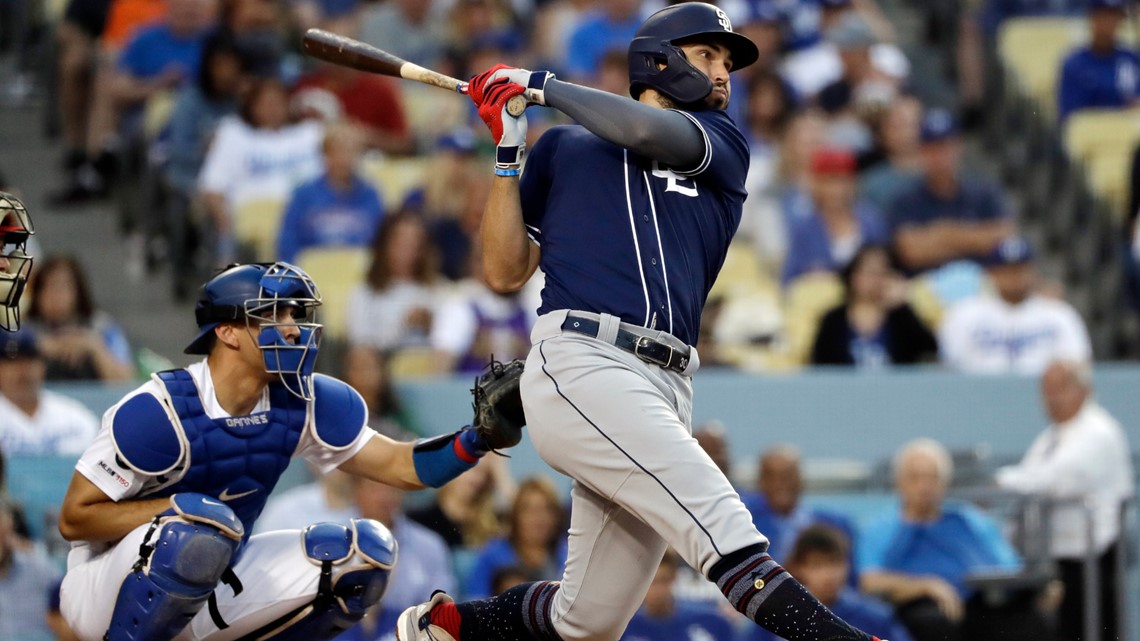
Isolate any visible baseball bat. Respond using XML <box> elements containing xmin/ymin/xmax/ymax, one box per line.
<box><xmin>301</xmin><ymin>28</ymin><xmax>531</xmax><ymax>117</ymax></box>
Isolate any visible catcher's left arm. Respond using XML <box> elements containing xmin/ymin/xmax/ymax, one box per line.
<box><xmin>341</xmin><ymin>359</ymin><xmax>526</xmax><ymax>489</ymax></box>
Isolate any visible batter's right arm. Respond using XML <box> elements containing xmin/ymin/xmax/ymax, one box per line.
<box><xmin>58</xmin><ymin>472</ymin><xmax>170</xmax><ymax>542</ymax></box>
<box><xmin>482</xmin><ymin>175</ymin><xmax>540</xmax><ymax>293</ymax></box>
<box><xmin>466</xmin><ymin>75</ymin><xmax>541</xmax><ymax>293</ymax></box>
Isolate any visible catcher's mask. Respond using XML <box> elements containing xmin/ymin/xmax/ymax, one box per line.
<box><xmin>0</xmin><ymin>192</ymin><xmax>34</xmax><ymax>332</ymax></box>
<box><xmin>186</xmin><ymin>262</ymin><xmax>322</xmax><ymax>400</ymax></box>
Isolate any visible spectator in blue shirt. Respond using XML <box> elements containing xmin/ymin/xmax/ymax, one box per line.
<box><xmin>464</xmin><ymin>476</ymin><xmax>567</xmax><ymax>599</ymax></box>
<box><xmin>1057</xmin><ymin>0</ymin><xmax>1140</xmax><ymax>122</ymax></box>
<box><xmin>887</xmin><ymin>109</ymin><xmax>1014</xmax><ymax>273</ymax></box>
<box><xmin>782</xmin><ymin>147</ymin><xmax>887</xmax><ymax>285</ymax></box>
<box><xmin>859</xmin><ymin>439</ymin><xmax>1049</xmax><ymax>641</ymax></box>
<box><xmin>620</xmin><ymin>550</ymin><xmax>738</xmax><ymax>641</ymax></box>
<box><xmin>744</xmin><ymin>445</ymin><xmax>859</xmax><ymax>581</ymax></box>
<box><xmin>562</xmin><ymin>0</ymin><xmax>643</xmax><ymax>80</ymax></box>
<box><xmin>276</xmin><ymin>122</ymin><xmax>385</xmax><ymax>264</ymax></box>
<box><xmin>747</xmin><ymin>524</ymin><xmax>913</xmax><ymax>641</ymax></box>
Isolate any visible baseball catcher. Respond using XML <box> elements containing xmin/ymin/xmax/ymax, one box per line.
<box><xmin>57</xmin><ymin>261</ymin><xmax>522</xmax><ymax>641</ymax></box>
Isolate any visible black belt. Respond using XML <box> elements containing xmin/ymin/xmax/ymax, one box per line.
<box><xmin>561</xmin><ymin>315</ymin><xmax>691</xmax><ymax>373</ymax></box>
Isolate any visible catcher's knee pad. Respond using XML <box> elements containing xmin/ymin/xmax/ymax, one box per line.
<box><xmin>106</xmin><ymin>493</ymin><xmax>243</xmax><ymax>641</ymax></box>
<box><xmin>248</xmin><ymin>518</ymin><xmax>397</xmax><ymax>641</ymax></box>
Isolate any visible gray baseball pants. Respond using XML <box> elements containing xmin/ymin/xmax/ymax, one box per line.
<box><xmin>521</xmin><ymin>310</ymin><xmax>767</xmax><ymax>641</ymax></box>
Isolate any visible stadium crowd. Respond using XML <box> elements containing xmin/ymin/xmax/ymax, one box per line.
<box><xmin>0</xmin><ymin>0</ymin><xmax>1137</xmax><ymax>639</ymax></box>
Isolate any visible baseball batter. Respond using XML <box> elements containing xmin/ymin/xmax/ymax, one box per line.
<box><xmin>398</xmin><ymin>4</ymin><xmax>882</xmax><ymax>641</ymax></box>
<box><xmin>0</xmin><ymin>191</ymin><xmax>34</xmax><ymax>331</ymax></box>
<box><xmin>57</xmin><ymin>261</ymin><xmax>515</xmax><ymax>641</ymax></box>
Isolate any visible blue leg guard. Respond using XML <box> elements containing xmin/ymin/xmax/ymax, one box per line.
<box><xmin>105</xmin><ymin>494</ymin><xmax>244</xmax><ymax>641</ymax></box>
<box><xmin>240</xmin><ymin>518</ymin><xmax>397</xmax><ymax>641</ymax></box>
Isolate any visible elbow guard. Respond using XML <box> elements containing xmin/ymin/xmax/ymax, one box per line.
<box><xmin>412</xmin><ymin>429</ymin><xmax>486</xmax><ymax>488</ymax></box>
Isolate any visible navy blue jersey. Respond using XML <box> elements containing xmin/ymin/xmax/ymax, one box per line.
<box><xmin>520</xmin><ymin>109</ymin><xmax>749</xmax><ymax>347</ymax></box>
<box><xmin>1058</xmin><ymin>45</ymin><xmax>1140</xmax><ymax>121</ymax></box>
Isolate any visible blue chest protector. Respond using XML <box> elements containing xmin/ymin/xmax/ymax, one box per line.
<box><xmin>151</xmin><ymin>370</ymin><xmax>307</xmax><ymax>538</ymax></box>
<box><xmin>111</xmin><ymin>369</ymin><xmax>367</xmax><ymax>541</ymax></box>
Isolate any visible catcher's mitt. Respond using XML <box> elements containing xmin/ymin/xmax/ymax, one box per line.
<box><xmin>471</xmin><ymin>359</ymin><xmax>527</xmax><ymax>451</ymax></box>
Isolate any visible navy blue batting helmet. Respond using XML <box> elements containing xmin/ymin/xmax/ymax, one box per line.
<box><xmin>186</xmin><ymin>262</ymin><xmax>322</xmax><ymax>399</ymax></box>
<box><xmin>628</xmin><ymin>2</ymin><xmax>760</xmax><ymax>105</ymax></box>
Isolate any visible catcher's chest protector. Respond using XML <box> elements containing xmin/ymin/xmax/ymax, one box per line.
<box><xmin>147</xmin><ymin>370</ymin><xmax>308</xmax><ymax>539</ymax></box>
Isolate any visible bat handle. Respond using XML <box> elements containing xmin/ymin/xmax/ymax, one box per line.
<box><xmin>457</xmin><ymin>83</ymin><xmax>533</xmax><ymax>117</ymax></box>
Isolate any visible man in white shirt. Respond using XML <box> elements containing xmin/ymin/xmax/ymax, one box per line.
<box><xmin>0</xmin><ymin>329</ymin><xmax>98</xmax><ymax>456</ymax></box>
<box><xmin>996</xmin><ymin>360</ymin><xmax>1134</xmax><ymax>641</ymax></box>
<box><xmin>939</xmin><ymin>236</ymin><xmax>1092</xmax><ymax>374</ymax></box>
<box><xmin>430</xmin><ymin>249</ymin><xmax>539</xmax><ymax>374</ymax></box>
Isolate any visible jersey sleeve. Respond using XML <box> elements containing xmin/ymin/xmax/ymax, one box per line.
<box><xmin>74</xmin><ymin>384</ymin><xmax>169</xmax><ymax>502</ymax></box>
<box><xmin>519</xmin><ymin>127</ymin><xmax>565</xmax><ymax>244</ymax></box>
<box><xmin>667</xmin><ymin>109</ymin><xmax>749</xmax><ymax>195</ymax></box>
<box><xmin>296</xmin><ymin>375</ymin><xmax>375</xmax><ymax>474</ymax></box>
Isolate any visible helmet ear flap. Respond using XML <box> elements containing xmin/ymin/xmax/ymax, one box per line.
<box><xmin>627</xmin><ymin>39</ymin><xmax>713</xmax><ymax>105</ymax></box>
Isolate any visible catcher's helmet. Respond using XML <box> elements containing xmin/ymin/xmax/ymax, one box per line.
<box><xmin>628</xmin><ymin>2</ymin><xmax>760</xmax><ymax>105</ymax></box>
<box><xmin>186</xmin><ymin>262</ymin><xmax>322</xmax><ymax>399</ymax></box>
<box><xmin>0</xmin><ymin>192</ymin><xmax>34</xmax><ymax>332</ymax></box>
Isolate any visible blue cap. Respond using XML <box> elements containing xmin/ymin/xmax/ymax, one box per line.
<box><xmin>920</xmin><ymin>108</ymin><xmax>959</xmax><ymax>143</ymax></box>
<box><xmin>985</xmin><ymin>236</ymin><xmax>1035</xmax><ymax>266</ymax></box>
<box><xmin>0</xmin><ymin>328</ymin><xmax>39</xmax><ymax>360</ymax></box>
<box><xmin>1090</xmin><ymin>0</ymin><xmax>1127</xmax><ymax>11</ymax></box>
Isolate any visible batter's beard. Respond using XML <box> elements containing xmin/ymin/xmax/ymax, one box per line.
<box><xmin>706</xmin><ymin>85</ymin><xmax>730</xmax><ymax>110</ymax></box>
<box><xmin>651</xmin><ymin>89</ymin><xmax>728</xmax><ymax>111</ymax></box>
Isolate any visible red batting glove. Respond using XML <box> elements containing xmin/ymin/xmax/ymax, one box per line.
<box><xmin>477</xmin><ymin>80</ymin><xmax>528</xmax><ymax>168</ymax></box>
<box><xmin>470</xmin><ymin>64</ymin><xmax>553</xmax><ymax>107</ymax></box>
<box><xmin>468</xmin><ymin>64</ymin><xmax>516</xmax><ymax>106</ymax></box>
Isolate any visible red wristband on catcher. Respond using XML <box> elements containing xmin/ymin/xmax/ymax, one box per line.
<box><xmin>456</xmin><ymin>427</ymin><xmax>487</xmax><ymax>462</ymax></box>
